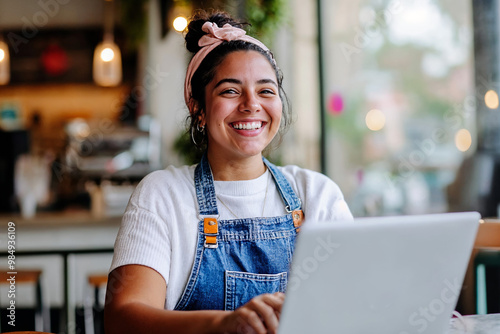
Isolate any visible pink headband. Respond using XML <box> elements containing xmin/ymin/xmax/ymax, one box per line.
<box><xmin>184</xmin><ymin>22</ymin><xmax>274</xmax><ymax>113</ymax></box>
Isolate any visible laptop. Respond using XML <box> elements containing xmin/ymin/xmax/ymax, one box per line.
<box><xmin>278</xmin><ymin>212</ymin><xmax>481</xmax><ymax>334</ymax></box>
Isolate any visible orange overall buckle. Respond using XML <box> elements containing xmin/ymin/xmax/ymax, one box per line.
<box><xmin>204</xmin><ymin>217</ymin><xmax>218</xmax><ymax>248</ymax></box>
<box><xmin>292</xmin><ymin>210</ymin><xmax>304</xmax><ymax>232</ymax></box>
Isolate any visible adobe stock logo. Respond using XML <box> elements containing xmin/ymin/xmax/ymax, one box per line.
<box><xmin>399</xmin><ymin>278</ymin><xmax>461</xmax><ymax>334</ymax></box>
<box><xmin>287</xmin><ymin>234</ymin><xmax>340</xmax><ymax>292</ymax></box>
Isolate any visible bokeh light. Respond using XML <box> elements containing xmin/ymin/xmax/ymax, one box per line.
<box><xmin>328</xmin><ymin>93</ymin><xmax>344</xmax><ymax>115</ymax></box>
<box><xmin>0</xmin><ymin>49</ymin><xmax>5</xmax><ymax>62</ymax></box>
<box><xmin>485</xmin><ymin>90</ymin><xmax>499</xmax><ymax>109</ymax></box>
<box><xmin>455</xmin><ymin>128</ymin><xmax>472</xmax><ymax>152</ymax></box>
<box><xmin>173</xmin><ymin>16</ymin><xmax>188</xmax><ymax>32</ymax></box>
<box><xmin>365</xmin><ymin>109</ymin><xmax>386</xmax><ymax>131</ymax></box>
<box><xmin>100</xmin><ymin>48</ymin><xmax>115</xmax><ymax>62</ymax></box>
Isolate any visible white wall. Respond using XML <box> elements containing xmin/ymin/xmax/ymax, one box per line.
<box><xmin>282</xmin><ymin>0</ymin><xmax>321</xmax><ymax>171</ymax></box>
<box><xmin>145</xmin><ymin>0</ymin><xmax>190</xmax><ymax>167</ymax></box>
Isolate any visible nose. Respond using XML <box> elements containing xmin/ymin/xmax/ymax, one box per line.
<box><xmin>239</xmin><ymin>91</ymin><xmax>261</xmax><ymax>113</ymax></box>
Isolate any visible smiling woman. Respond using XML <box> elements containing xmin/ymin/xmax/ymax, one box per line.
<box><xmin>201</xmin><ymin>51</ymin><xmax>283</xmax><ymax>172</ymax></box>
<box><xmin>104</xmin><ymin>9</ymin><xmax>353</xmax><ymax>334</ymax></box>
<box><xmin>185</xmin><ymin>17</ymin><xmax>292</xmax><ymax>157</ymax></box>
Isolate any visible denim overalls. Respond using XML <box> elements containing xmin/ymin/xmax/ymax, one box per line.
<box><xmin>174</xmin><ymin>154</ymin><xmax>304</xmax><ymax>311</ymax></box>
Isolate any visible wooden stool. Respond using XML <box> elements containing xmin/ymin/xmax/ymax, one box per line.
<box><xmin>84</xmin><ymin>274</ymin><xmax>108</xmax><ymax>334</ymax></box>
<box><xmin>0</xmin><ymin>270</ymin><xmax>50</xmax><ymax>332</ymax></box>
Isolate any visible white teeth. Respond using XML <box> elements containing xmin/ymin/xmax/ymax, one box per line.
<box><xmin>233</xmin><ymin>122</ymin><xmax>262</xmax><ymax>130</ymax></box>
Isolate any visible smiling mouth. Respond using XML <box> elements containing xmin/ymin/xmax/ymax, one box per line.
<box><xmin>231</xmin><ymin>121</ymin><xmax>263</xmax><ymax>130</ymax></box>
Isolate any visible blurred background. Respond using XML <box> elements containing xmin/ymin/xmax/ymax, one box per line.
<box><xmin>0</xmin><ymin>0</ymin><xmax>499</xmax><ymax>333</ymax></box>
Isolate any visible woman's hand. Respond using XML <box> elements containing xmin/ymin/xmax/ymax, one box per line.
<box><xmin>217</xmin><ymin>292</ymin><xmax>285</xmax><ymax>334</ymax></box>
<box><xmin>106</xmin><ymin>265</ymin><xmax>286</xmax><ymax>334</ymax></box>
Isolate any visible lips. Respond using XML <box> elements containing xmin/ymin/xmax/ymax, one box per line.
<box><xmin>231</xmin><ymin>121</ymin><xmax>263</xmax><ymax>130</ymax></box>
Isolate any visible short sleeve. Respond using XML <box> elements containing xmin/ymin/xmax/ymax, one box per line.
<box><xmin>280</xmin><ymin>165</ymin><xmax>354</xmax><ymax>224</ymax></box>
<box><xmin>109</xmin><ymin>206</ymin><xmax>171</xmax><ymax>285</ymax></box>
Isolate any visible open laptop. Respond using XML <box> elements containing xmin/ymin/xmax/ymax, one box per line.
<box><xmin>278</xmin><ymin>211</ymin><xmax>481</xmax><ymax>334</ymax></box>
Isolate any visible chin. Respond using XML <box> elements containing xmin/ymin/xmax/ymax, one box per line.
<box><xmin>235</xmin><ymin>147</ymin><xmax>266</xmax><ymax>158</ymax></box>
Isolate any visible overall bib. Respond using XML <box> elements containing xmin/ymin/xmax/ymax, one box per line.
<box><xmin>174</xmin><ymin>154</ymin><xmax>304</xmax><ymax>311</ymax></box>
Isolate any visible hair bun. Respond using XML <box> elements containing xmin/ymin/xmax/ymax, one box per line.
<box><xmin>185</xmin><ymin>10</ymin><xmax>245</xmax><ymax>54</ymax></box>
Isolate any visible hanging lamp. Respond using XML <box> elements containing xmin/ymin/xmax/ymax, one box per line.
<box><xmin>170</xmin><ymin>1</ymin><xmax>191</xmax><ymax>33</ymax></box>
<box><xmin>0</xmin><ymin>34</ymin><xmax>10</xmax><ymax>85</ymax></box>
<box><xmin>93</xmin><ymin>0</ymin><xmax>122</xmax><ymax>87</ymax></box>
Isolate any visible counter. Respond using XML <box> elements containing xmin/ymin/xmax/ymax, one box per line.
<box><xmin>0</xmin><ymin>210</ymin><xmax>122</xmax><ymax>334</ymax></box>
<box><xmin>0</xmin><ymin>210</ymin><xmax>121</xmax><ymax>251</ymax></box>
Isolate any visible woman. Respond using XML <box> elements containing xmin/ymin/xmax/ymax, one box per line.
<box><xmin>104</xmin><ymin>10</ymin><xmax>353</xmax><ymax>334</ymax></box>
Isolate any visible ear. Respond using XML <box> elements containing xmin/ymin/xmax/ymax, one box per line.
<box><xmin>197</xmin><ymin>113</ymin><xmax>206</xmax><ymax>127</ymax></box>
<box><xmin>189</xmin><ymin>100</ymin><xmax>205</xmax><ymax>125</ymax></box>
<box><xmin>188</xmin><ymin>99</ymin><xmax>197</xmax><ymax>115</ymax></box>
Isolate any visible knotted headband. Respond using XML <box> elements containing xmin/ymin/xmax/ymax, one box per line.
<box><xmin>184</xmin><ymin>21</ymin><xmax>274</xmax><ymax>113</ymax></box>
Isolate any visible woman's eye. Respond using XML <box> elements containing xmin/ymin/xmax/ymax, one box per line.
<box><xmin>221</xmin><ymin>89</ymin><xmax>238</xmax><ymax>95</ymax></box>
<box><xmin>260</xmin><ymin>89</ymin><xmax>276</xmax><ymax>95</ymax></box>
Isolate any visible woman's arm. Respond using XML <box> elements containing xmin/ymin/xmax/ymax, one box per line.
<box><xmin>104</xmin><ymin>264</ymin><xmax>284</xmax><ymax>334</ymax></box>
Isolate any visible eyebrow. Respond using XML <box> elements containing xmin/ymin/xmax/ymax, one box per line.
<box><xmin>214</xmin><ymin>78</ymin><xmax>278</xmax><ymax>88</ymax></box>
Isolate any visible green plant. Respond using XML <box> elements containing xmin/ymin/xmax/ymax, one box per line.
<box><xmin>173</xmin><ymin>130</ymin><xmax>204</xmax><ymax>165</ymax></box>
<box><xmin>244</xmin><ymin>0</ymin><xmax>288</xmax><ymax>44</ymax></box>
<box><xmin>119</xmin><ymin>0</ymin><xmax>149</xmax><ymax>49</ymax></box>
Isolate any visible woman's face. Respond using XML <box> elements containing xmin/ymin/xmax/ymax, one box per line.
<box><xmin>202</xmin><ymin>50</ymin><xmax>282</xmax><ymax>161</ymax></box>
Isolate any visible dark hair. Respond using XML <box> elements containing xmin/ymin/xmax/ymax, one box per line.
<box><xmin>184</xmin><ymin>10</ymin><xmax>291</xmax><ymax>152</ymax></box>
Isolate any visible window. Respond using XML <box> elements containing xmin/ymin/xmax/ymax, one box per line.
<box><xmin>320</xmin><ymin>0</ymin><xmax>475</xmax><ymax>216</ymax></box>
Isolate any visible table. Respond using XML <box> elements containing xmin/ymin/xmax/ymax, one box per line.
<box><xmin>0</xmin><ymin>211</ymin><xmax>121</xmax><ymax>334</ymax></box>
<box><xmin>1</xmin><ymin>214</ymin><xmax>498</xmax><ymax>333</ymax></box>
<box><xmin>449</xmin><ymin>313</ymin><xmax>500</xmax><ymax>333</ymax></box>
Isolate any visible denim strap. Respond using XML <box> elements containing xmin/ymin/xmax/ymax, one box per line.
<box><xmin>263</xmin><ymin>157</ymin><xmax>302</xmax><ymax>212</ymax></box>
<box><xmin>194</xmin><ymin>153</ymin><xmax>219</xmax><ymax>216</ymax></box>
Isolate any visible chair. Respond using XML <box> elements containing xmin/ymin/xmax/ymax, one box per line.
<box><xmin>474</xmin><ymin>249</ymin><xmax>500</xmax><ymax>314</ymax></box>
<box><xmin>84</xmin><ymin>274</ymin><xmax>108</xmax><ymax>334</ymax></box>
<box><xmin>0</xmin><ymin>269</ymin><xmax>50</xmax><ymax>332</ymax></box>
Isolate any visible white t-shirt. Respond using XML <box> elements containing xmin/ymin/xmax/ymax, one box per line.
<box><xmin>110</xmin><ymin>164</ymin><xmax>353</xmax><ymax>310</ymax></box>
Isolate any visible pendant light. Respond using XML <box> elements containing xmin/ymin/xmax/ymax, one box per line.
<box><xmin>0</xmin><ymin>34</ymin><xmax>10</xmax><ymax>85</ymax></box>
<box><xmin>170</xmin><ymin>1</ymin><xmax>191</xmax><ymax>33</ymax></box>
<box><xmin>93</xmin><ymin>0</ymin><xmax>122</xmax><ymax>87</ymax></box>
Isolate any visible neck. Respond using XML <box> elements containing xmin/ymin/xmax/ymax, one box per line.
<box><xmin>207</xmin><ymin>151</ymin><xmax>266</xmax><ymax>181</ymax></box>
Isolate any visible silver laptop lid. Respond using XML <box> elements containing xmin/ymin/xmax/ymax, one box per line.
<box><xmin>279</xmin><ymin>212</ymin><xmax>480</xmax><ymax>334</ymax></box>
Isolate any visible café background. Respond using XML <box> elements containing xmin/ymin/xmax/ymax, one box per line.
<box><xmin>0</xmin><ymin>0</ymin><xmax>499</xmax><ymax>330</ymax></box>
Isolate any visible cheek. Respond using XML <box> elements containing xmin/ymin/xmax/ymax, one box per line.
<box><xmin>205</xmin><ymin>111</ymin><xmax>226</xmax><ymax>130</ymax></box>
<box><xmin>272</xmin><ymin>102</ymin><xmax>283</xmax><ymax>123</ymax></box>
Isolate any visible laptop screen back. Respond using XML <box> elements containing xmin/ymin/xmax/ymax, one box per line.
<box><xmin>278</xmin><ymin>212</ymin><xmax>480</xmax><ymax>334</ymax></box>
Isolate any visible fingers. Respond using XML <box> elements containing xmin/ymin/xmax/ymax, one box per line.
<box><xmin>242</xmin><ymin>292</ymin><xmax>286</xmax><ymax>334</ymax></box>
<box><xmin>258</xmin><ymin>292</ymin><xmax>285</xmax><ymax>321</ymax></box>
<box><xmin>219</xmin><ymin>292</ymin><xmax>287</xmax><ymax>334</ymax></box>
<box><xmin>238</xmin><ymin>306</ymin><xmax>268</xmax><ymax>334</ymax></box>
<box><xmin>269</xmin><ymin>292</ymin><xmax>285</xmax><ymax>320</ymax></box>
